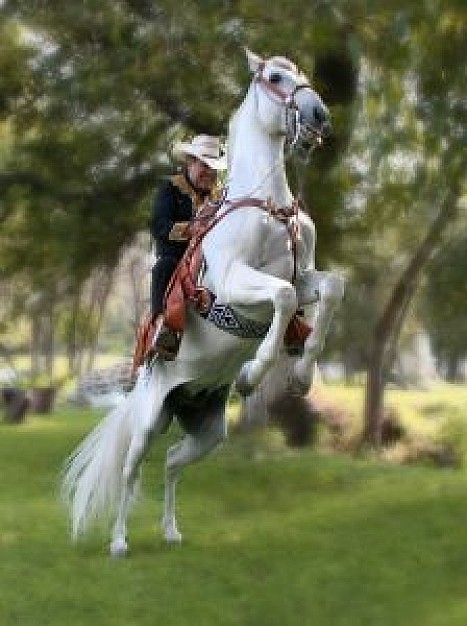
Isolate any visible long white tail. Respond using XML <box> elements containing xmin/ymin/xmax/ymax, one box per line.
<box><xmin>62</xmin><ymin>393</ymin><xmax>135</xmax><ymax>539</ymax></box>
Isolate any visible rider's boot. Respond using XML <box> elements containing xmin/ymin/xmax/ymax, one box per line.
<box><xmin>151</xmin><ymin>315</ymin><xmax>181</xmax><ymax>361</ymax></box>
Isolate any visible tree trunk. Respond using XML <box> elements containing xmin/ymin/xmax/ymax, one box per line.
<box><xmin>66</xmin><ymin>293</ymin><xmax>80</xmax><ymax>376</ymax></box>
<box><xmin>363</xmin><ymin>188</ymin><xmax>460</xmax><ymax>445</ymax></box>
<box><xmin>446</xmin><ymin>354</ymin><xmax>460</xmax><ymax>383</ymax></box>
<box><xmin>85</xmin><ymin>268</ymin><xmax>114</xmax><ymax>372</ymax></box>
<box><xmin>44</xmin><ymin>304</ymin><xmax>55</xmax><ymax>379</ymax></box>
<box><xmin>30</xmin><ymin>314</ymin><xmax>40</xmax><ymax>378</ymax></box>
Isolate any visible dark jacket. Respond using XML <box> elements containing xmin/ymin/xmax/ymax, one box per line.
<box><xmin>149</xmin><ymin>173</ymin><xmax>207</xmax><ymax>259</ymax></box>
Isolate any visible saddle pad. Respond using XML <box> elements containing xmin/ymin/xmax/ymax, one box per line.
<box><xmin>200</xmin><ymin>296</ymin><xmax>270</xmax><ymax>339</ymax></box>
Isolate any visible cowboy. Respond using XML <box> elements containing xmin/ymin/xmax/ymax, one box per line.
<box><xmin>149</xmin><ymin>134</ymin><xmax>226</xmax><ymax>359</ymax></box>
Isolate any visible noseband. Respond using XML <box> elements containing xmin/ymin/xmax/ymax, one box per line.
<box><xmin>254</xmin><ymin>62</ymin><xmax>323</xmax><ymax>158</ymax></box>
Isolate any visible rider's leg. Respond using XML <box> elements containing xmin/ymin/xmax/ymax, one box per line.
<box><xmin>151</xmin><ymin>255</ymin><xmax>182</xmax><ymax>360</ymax></box>
<box><xmin>151</xmin><ymin>255</ymin><xmax>179</xmax><ymax>318</ymax></box>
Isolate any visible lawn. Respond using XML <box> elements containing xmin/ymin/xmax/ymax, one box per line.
<box><xmin>316</xmin><ymin>380</ymin><xmax>467</xmax><ymax>429</ymax></box>
<box><xmin>1</xmin><ymin>389</ymin><xmax>467</xmax><ymax>626</ymax></box>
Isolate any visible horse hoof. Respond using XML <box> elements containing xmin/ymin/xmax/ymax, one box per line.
<box><xmin>165</xmin><ymin>528</ymin><xmax>183</xmax><ymax>544</ymax></box>
<box><xmin>162</xmin><ymin>518</ymin><xmax>182</xmax><ymax>543</ymax></box>
<box><xmin>110</xmin><ymin>537</ymin><xmax>128</xmax><ymax>557</ymax></box>
<box><xmin>234</xmin><ymin>369</ymin><xmax>255</xmax><ymax>397</ymax></box>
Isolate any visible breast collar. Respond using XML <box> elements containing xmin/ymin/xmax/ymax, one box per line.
<box><xmin>190</xmin><ymin>194</ymin><xmax>302</xmax><ymax>285</ymax></box>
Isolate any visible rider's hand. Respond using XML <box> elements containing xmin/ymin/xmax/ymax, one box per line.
<box><xmin>169</xmin><ymin>221</ymin><xmax>191</xmax><ymax>241</ymax></box>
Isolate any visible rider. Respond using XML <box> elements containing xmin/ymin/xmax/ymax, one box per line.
<box><xmin>149</xmin><ymin>134</ymin><xmax>226</xmax><ymax>359</ymax></box>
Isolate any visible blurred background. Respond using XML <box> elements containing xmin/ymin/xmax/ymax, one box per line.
<box><xmin>1</xmin><ymin>3</ymin><xmax>467</xmax><ymax>624</ymax></box>
<box><xmin>0</xmin><ymin>0</ymin><xmax>466</xmax><ymax>446</ymax></box>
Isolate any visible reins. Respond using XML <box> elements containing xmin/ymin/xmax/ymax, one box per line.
<box><xmin>163</xmin><ymin>194</ymin><xmax>302</xmax><ymax>321</ymax></box>
<box><xmin>193</xmin><ymin>195</ymin><xmax>301</xmax><ymax>283</ymax></box>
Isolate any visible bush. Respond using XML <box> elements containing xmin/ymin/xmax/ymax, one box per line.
<box><xmin>1</xmin><ymin>387</ymin><xmax>29</xmax><ymax>423</ymax></box>
<box><xmin>436</xmin><ymin>415</ymin><xmax>467</xmax><ymax>467</ymax></box>
<box><xmin>269</xmin><ymin>395</ymin><xmax>319</xmax><ymax>448</ymax></box>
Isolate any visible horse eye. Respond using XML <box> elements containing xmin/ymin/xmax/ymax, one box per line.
<box><xmin>269</xmin><ymin>72</ymin><xmax>282</xmax><ymax>84</ymax></box>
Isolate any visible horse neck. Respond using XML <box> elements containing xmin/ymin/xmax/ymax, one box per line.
<box><xmin>226</xmin><ymin>89</ymin><xmax>293</xmax><ymax>206</ymax></box>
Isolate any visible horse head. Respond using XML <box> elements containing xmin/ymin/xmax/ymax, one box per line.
<box><xmin>245</xmin><ymin>49</ymin><xmax>331</xmax><ymax>159</ymax></box>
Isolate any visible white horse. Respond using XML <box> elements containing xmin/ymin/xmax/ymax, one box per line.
<box><xmin>62</xmin><ymin>49</ymin><xmax>344</xmax><ymax>556</ymax></box>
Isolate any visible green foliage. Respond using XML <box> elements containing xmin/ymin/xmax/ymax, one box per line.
<box><xmin>1</xmin><ymin>0</ymin><xmax>466</xmax><ymax>385</ymax></box>
<box><xmin>0</xmin><ymin>0</ymin><xmax>361</xmax><ymax>375</ymax></box>
<box><xmin>437</xmin><ymin>414</ymin><xmax>467</xmax><ymax>468</ymax></box>
<box><xmin>334</xmin><ymin>0</ymin><xmax>467</xmax><ymax>381</ymax></box>
<box><xmin>1</xmin><ymin>0</ymin><xmax>359</xmax><ymax>280</ymax></box>
<box><xmin>421</xmin><ymin>234</ymin><xmax>467</xmax><ymax>373</ymax></box>
<box><xmin>320</xmin><ymin>381</ymin><xmax>467</xmax><ymax>443</ymax></box>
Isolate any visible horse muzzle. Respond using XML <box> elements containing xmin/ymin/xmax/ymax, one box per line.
<box><xmin>288</xmin><ymin>87</ymin><xmax>331</xmax><ymax>157</ymax></box>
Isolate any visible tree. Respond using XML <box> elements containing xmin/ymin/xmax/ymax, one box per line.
<box><xmin>359</xmin><ymin>0</ymin><xmax>467</xmax><ymax>444</ymax></box>
<box><xmin>1</xmin><ymin>0</ymin><xmax>465</xmax><ymax>421</ymax></box>
<box><xmin>0</xmin><ymin>0</ymin><xmax>358</xmax><ymax>375</ymax></box>
<box><xmin>421</xmin><ymin>233</ymin><xmax>467</xmax><ymax>380</ymax></box>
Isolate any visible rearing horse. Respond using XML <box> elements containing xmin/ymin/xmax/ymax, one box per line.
<box><xmin>62</xmin><ymin>49</ymin><xmax>344</xmax><ymax>556</ymax></box>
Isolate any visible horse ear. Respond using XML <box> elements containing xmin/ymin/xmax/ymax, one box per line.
<box><xmin>245</xmin><ymin>48</ymin><xmax>263</xmax><ymax>74</ymax></box>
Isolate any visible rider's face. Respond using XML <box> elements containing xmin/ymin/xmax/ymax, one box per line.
<box><xmin>187</xmin><ymin>157</ymin><xmax>217</xmax><ymax>192</ymax></box>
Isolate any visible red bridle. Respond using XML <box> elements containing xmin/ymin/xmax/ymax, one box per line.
<box><xmin>253</xmin><ymin>61</ymin><xmax>321</xmax><ymax>153</ymax></box>
<box><xmin>254</xmin><ymin>61</ymin><xmax>312</xmax><ymax>110</ymax></box>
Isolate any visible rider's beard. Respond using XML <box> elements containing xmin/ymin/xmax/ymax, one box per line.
<box><xmin>185</xmin><ymin>168</ymin><xmax>215</xmax><ymax>197</ymax></box>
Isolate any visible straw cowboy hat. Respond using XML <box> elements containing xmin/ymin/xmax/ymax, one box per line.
<box><xmin>173</xmin><ymin>134</ymin><xmax>227</xmax><ymax>170</ymax></box>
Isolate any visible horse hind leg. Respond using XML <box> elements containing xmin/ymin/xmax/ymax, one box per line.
<box><xmin>162</xmin><ymin>414</ymin><xmax>226</xmax><ymax>543</ymax></box>
<box><xmin>109</xmin><ymin>430</ymin><xmax>146</xmax><ymax>557</ymax></box>
<box><xmin>110</xmin><ymin>403</ymin><xmax>171</xmax><ymax>557</ymax></box>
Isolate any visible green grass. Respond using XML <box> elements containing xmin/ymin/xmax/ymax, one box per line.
<box><xmin>317</xmin><ymin>380</ymin><xmax>467</xmax><ymax>436</ymax></box>
<box><xmin>2</xmin><ymin>401</ymin><xmax>467</xmax><ymax>625</ymax></box>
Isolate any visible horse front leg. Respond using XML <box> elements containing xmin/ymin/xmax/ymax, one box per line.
<box><xmin>224</xmin><ymin>264</ymin><xmax>297</xmax><ymax>396</ymax></box>
<box><xmin>163</xmin><ymin>415</ymin><xmax>226</xmax><ymax>543</ymax></box>
<box><xmin>293</xmin><ymin>269</ymin><xmax>345</xmax><ymax>393</ymax></box>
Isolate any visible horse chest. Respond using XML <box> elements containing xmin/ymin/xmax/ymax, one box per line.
<box><xmin>257</xmin><ymin>222</ymin><xmax>294</xmax><ymax>280</ymax></box>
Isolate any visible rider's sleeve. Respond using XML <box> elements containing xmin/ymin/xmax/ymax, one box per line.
<box><xmin>149</xmin><ymin>181</ymin><xmax>177</xmax><ymax>241</ymax></box>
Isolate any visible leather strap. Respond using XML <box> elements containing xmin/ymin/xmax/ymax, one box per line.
<box><xmin>163</xmin><ymin>195</ymin><xmax>301</xmax><ymax>327</ymax></box>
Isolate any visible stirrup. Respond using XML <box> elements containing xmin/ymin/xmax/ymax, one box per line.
<box><xmin>284</xmin><ymin>312</ymin><xmax>311</xmax><ymax>356</ymax></box>
<box><xmin>152</xmin><ymin>321</ymin><xmax>181</xmax><ymax>361</ymax></box>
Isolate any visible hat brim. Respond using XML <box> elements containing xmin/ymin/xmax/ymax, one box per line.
<box><xmin>173</xmin><ymin>142</ymin><xmax>227</xmax><ymax>171</ymax></box>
